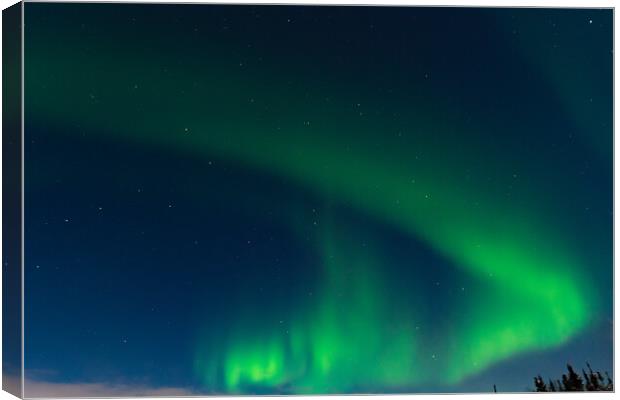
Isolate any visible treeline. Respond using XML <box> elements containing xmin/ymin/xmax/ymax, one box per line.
<box><xmin>533</xmin><ymin>363</ymin><xmax>613</xmax><ymax>392</ymax></box>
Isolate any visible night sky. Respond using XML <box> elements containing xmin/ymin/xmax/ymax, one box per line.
<box><xmin>23</xmin><ymin>3</ymin><xmax>612</xmax><ymax>396</ymax></box>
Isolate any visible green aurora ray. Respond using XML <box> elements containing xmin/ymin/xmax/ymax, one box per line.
<box><xmin>25</xmin><ymin>6</ymin><xmax>607</xmax><ymax>394</ymax></box>
<box><xmin>195</xmin><ymin>221</ymin><xmax>422</xmax><ymax>393</ymax></box>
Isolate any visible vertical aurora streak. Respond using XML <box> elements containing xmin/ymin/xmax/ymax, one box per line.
<box><xmin>195</xmin><ymin>221</ymin><xmax>421</xmax><ymax>393</ymax></box>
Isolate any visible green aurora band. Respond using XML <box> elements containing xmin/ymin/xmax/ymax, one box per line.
<box><xmin>25</xmin><ymin>8</ymin><xmax>605</xmax><ymax>393</ymax></box>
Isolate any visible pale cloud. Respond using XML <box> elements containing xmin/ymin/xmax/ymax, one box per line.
<box><xmin>4</xmin><ymin>374</ymin><xmax>197</xmax><ymax>398</ymax></box>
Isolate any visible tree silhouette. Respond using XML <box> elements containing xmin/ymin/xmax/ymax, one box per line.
<box><xmin>531</xmin><ymin>363</ymin><xmax>612</xmax><ymax>392</ymax></box>
<box><xmin>533</xmin><ymin>375</ymin><xmax>547</xmax><ymax>392</ymax></box>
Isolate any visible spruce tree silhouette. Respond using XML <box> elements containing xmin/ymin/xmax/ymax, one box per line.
<box><xmin>534</xmin><ymin>375</ymin><xmax>547</xmax><ymax>392</ymax></box>
<box><xmin>566</xmin><ymin>364</ymin><xmax>584</xmax><ymax>390</ymax></box>
<box><xmin>531</xmin><ymin>363</ymin><xmax>613</xmax><ymax>392</ymax></box>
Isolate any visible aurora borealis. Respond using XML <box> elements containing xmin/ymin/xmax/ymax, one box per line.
<box><xmin>23</xmin><ymin>3</ymin><xmax>612</xmax><ymax>396</ymax></box>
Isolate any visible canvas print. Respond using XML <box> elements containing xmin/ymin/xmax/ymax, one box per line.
<box><xmin>2</xmin><ymin>2</ymin><xmax>614</xmax><ymax>397</ymax></box>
